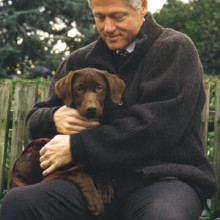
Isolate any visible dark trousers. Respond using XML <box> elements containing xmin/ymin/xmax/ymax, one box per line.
<box><xmin>0</xmin><ymin>174</ymin><xmax>203</xmax><ymax>220</ymax></box>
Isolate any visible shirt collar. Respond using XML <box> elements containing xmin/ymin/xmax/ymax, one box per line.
<box><xmin>116</xmin><ymin>39</ymin><xmax>138</xmax><ymax>54</ymax></box>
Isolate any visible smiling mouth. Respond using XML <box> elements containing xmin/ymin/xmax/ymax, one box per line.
<box><xmin>105</xmin><ymin>35</ymin><xmax>120</xmax><ymax>41</ymax></box>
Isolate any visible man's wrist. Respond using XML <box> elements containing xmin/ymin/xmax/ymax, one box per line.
<box><xmin>70</xmin><ymin>133</ymin><xmax>88</xmax><ymax>164</ymax></box>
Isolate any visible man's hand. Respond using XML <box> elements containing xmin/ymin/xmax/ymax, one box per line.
<box><xmin>53</xmin><ymin>105</ymin><xmax>99</xmax><ymax>134</ymax></box>
<box><xmin>39</xmin><ymin>135</ymin><xmax>72</xmax><ymax>176</ymax></box>
<box><xmin>39</xmin><ymin>106</ymin><xmax>99</xmax><ymax>176</ymax></box>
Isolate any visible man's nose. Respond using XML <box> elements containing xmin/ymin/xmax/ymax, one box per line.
<box><xmin>104</xmin><ymin>18</ymin><xmax>116</xmax><ymax>33</ymax></box>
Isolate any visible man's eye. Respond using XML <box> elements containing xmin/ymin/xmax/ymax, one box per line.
<box><xmin>114</xmin><ymin>16</ymin><xmax>124</xmax><ymax>21</ymax></box>
<box><xmin>95</xmin><ymin>15</ymin><xmax>105</xmax><ymax>21</ymax></box>
<box><xmin>112</xmin><ymin>13</ymin><xmax>125</xmax><ymax>21</ymax></box>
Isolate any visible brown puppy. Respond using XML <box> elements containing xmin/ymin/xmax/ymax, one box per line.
<box><xmin>55</xmin><ymin>68</ymin><xmax>125</xmax><ymax>118</ymax></box>
<box><xmin>54</xmin><ymin>68</ymin><xmax>125</xmax><ymax>215</ymax></box>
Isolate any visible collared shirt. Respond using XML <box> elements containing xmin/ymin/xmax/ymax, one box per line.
<box><xmin>116</xmin><ymin>39</ymin><xmax>138</xmax><ymax>54</ymax></box>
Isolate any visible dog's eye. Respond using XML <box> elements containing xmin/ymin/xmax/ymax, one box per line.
<box><xmin>96</xmin><ymin>85</ymin><xmax>103</xmax><ymax>91</ymax></box>
<box><xmin>75</xmin><ymin>85</ymin><xmax>84</xmax><ymax>92</ymax></box>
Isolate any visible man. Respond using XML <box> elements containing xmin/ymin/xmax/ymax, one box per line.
<box><xmin>0</xmin><ymin>0</ymin><xmax>216</xmax><ymax>219</ymax></box>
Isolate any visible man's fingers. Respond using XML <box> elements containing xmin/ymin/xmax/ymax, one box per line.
<box><xmin>54</xmin><ymin>106</ymin><xmax>99</xmax><ymax>134</ymax></box>
<box><xmin>42</xmin><ymin>164</ymin><xmax>56</xmax><ymax>176</ymax></box>
<box><xmin>68</xmin><ymin>117</ymin><xmax>99</xmax><ymax>128</ymax></box>
<box><xmin>39</xmin><ymin>135</ymin><xmax>71</xmax><ymax>176</ymax></box>
<box><xmin>39</xmin><ymin>142</ymin><xmax>51</xmax><ymax>156</ymax></box>
<box><xmin>40</xmin><ymin>161</ymin><xmax>49</xmax><ymax>169</ymax></box>
<box><xmin>59</xmin><ymin>123</ymin><xmax>99</xmax><ymax>134</ymax></box>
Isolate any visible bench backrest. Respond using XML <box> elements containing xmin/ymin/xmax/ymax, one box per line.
<box><xmin>0</xmin><ymin>80</ymin><xmax>220</xmax><ymax>210</ymax></box>
<box><xmin>0</xmin><ymin>81</ymin><xmax>49</xmax><ymax>196</ymax></box>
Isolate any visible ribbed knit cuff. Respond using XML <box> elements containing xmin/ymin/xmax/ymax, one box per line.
<box><xmin>70</xmin><ymin>134</ymin><xmax>88</xmax><ymax>164</ymax></box>
<box><xmin>27</xmin><ymin>106</ymin><xmax>61</xmax><ymax>140</ymax></box>
<box><xmin>50</xmin><ymin>106</ymin><xmax>61</xmax><ymax>133</ymax></box>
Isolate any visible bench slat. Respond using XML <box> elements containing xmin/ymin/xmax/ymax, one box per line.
<box><xmin>7</xmin><ymin>82</ymin><xmax>38</xmax><ymax>188</ymax></box>
<box><xmin>38</xmin><ymin>81</ymin><xmax>50</xmax><ymax>101</ymax></box>
<box><xmin>201</xmin><ymin>82</ymin><xmax>210</xmax><ymax>153</ymax></box>
<box><xmin>0</xmin><ymin>82</ymin><xmax>12</xmax><ymax>197</ymax></box>
<box><xmin>212</xmin><ymin>82</ymin><xmax>220</xmax><ymax>210</ymax></box>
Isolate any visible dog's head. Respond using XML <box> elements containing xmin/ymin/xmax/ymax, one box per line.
<box><xmin>55</xmin><ymin>68</ymin><xmax>125</xmax><ymax>119</ymax></box>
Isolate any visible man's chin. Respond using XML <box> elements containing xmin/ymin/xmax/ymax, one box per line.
<box><xmin>106</xmin><ymin>44</ymin><xmax>126</xmax><ymax>51</ymax></box>
<box><xmin>104</xmin><ymin>40</ymin><xmax>127</xmax><ymax>51</ymax></box>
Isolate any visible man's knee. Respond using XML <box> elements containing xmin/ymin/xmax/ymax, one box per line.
<box><xmin>145</xmin><ymin>203</ymin><xmax>200</xmax><ymax>220</ymax></box>
<box><xmin>3</xmin><ymin>187</ymin><xmax>27</xmax><ymax>207</ymax></box>
<box><xmin>123</xmin><ymin>180</ymin><xmax>202</xmax><ymax>220</ymax></box>
<box><xmin>0</xmin><ymin>187</ymin><xmax>36</xmax><ymax>219</ymax></box>
<box><xmin>0</xmin><ymin>180</ymin><xmax>91</xmax><ymax>220</ymax></box>
<box><xmin>124</xmin><ymin>201</ymin><xmax>200</xmax><ymax>220</ymax></box>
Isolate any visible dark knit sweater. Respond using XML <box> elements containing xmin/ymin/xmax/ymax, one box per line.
<box><xmin>26</xmin><ymin>13</ymin><xmax>216</xmax><ymax>198</ymax></box>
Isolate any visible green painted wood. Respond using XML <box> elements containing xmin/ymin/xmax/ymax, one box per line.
<box><xmin>212</xmin><ymin>82</ymin><xmax>220</xmax><ymax>210</ymax></box>
<box><xmin>201</xmin><ymin>82</ymin><xmax>210</xmax><ymax>153</ymax></box>
<box><xmin>0</xmin><ymin>81</ymin><xmax>12</xmax><ymax>197</ymax></box>
<box><xmin>38</xmin><ymin>81</ymin><xmax>50</xmax><ymax>101</ymax></box>
<box><xmin>7</xmin><ymin>81</ymin><xmax>38</xmax><ymax>187</ymax></box>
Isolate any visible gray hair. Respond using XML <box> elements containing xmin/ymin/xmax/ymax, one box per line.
<box><xmin>87</xmin><ymin>0</ymin><xmax>143</xmax><ymax>10</ymax></box>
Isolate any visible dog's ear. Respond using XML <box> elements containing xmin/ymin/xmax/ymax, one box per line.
<box><xmin>102</xmin><ymin>71</ymin><xmax>125</xmax><ymax>104</ymax></box>
<box><xmin>55</xmin><ymin>71</ymin><xmax>78</xmax><ymax>106</ymax></box>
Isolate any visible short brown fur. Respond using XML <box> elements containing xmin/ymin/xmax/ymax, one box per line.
<box><xmin>54</xmin><ymin>68</ymin><xmax>125</xmax><ymax>215</ymax></box>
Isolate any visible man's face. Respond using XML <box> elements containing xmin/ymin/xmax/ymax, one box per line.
<box><xmin>91</xmin><ymin>0</ymin><xmax>147</xmax><ymax>50</ymax></box>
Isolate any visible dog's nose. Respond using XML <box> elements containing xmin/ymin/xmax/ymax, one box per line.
<box><xmin>87</xmin><ymin>107</ymin><xmax>96</xmax><ymax>113</ymax></box>
<box><xmin>86</xmin><ymin>106</ymin><xmax>97</xmax><ymax>117</ymax></box>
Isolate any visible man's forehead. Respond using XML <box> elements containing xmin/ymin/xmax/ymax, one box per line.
<box><xmin>91</xmin><ymin>0</ymin><xmax>131</xmax><ymax>10</ymax></box>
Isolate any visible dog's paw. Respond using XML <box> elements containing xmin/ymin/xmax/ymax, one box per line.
<box><xmin>87</xmin><ymin>198</ymin><xmax>104</xmax><ymax>216</ymax></box>
<box><xmin>97</xmin><ymin>182</ymin><xmax>114</xmax><ymax>204</ymax></box>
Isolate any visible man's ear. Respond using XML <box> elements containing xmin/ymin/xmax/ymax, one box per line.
<box><xmin>101</xmin><ymin>70</ymin><xmax>125</xmax><ymax>104</ymax></box>
<box><xmin>141</xmin><ymin>0</ymin><xmax>148</xmax><ymax>16</ymax></box>
<box><xmin>55</xmin><ymin>71</ymin><xmax>79</xmax><ymax>106</ymax></box>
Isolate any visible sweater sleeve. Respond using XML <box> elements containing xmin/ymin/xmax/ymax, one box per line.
<box><xmin>70</xmin><ymin>32</ymin><xmax>205</xmax><ymax>169</ymax></box>
<box><xmin>25</xmin><ymin>99</ymin><xmax>61</xmax><ymax>139</ymax></box>
<box><xmin>25</xmin><ymin>48</ymin><xmax>90</xmax><ymax>139</ymax></box>
<box><xmin>25</xmin><ymin>57</ymin><xmax>75</xmax><ymax>139</ymax></box>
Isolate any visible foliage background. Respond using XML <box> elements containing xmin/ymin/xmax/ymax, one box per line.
<box><xmin>153</xmin><ymin>0</ymin><xmax>220</xmax><ymax>75</ymax></box>
<box><xmin>0</xmin><ymin>0</ymin><xmax>219</xmax><ymax>78</ymax></box>
<box><xmin>0</xmin><ymin>0</ymin><xmax>98</xmax><ymax>78</ymax></box>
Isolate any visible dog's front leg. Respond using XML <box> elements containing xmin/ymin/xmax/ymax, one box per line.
<box><xmin>94</xmin><ymin>174</ymin><xmax>114</xmax><ymax>204</ymax></box>
<box><xmin>60</xmin><ymin>170</ymin><xmax>104</xmax><ymax>216</ymax></box>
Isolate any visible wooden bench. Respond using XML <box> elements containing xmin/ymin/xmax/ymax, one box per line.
<box><xmin>0</xmin><ymin>80</ymin><xmax>220</xmax><ymax>219</ymax></box>
<box><xmin>0</xmin><ymin>80</ymin><xmax>49</xmax><ymax>196</ymax></box>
